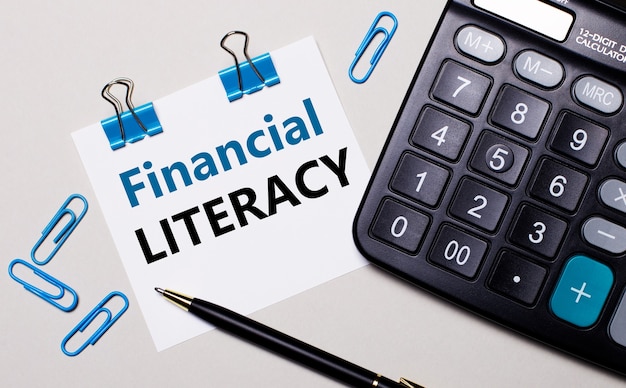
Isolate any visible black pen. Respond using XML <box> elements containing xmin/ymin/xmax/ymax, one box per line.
<box><xmin>155</xmin><ymin>288</ymin><xmax>423</xmax><ymax>388</ymax></box>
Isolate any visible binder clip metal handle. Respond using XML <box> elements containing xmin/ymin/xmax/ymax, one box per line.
<box><xmin>8</xmin><ymin>259</ymin><xmax>78</xmax><ymax>312</ymax></box>
<box><xmin>100</xmin><ymin>77</ymin><xmax>163</xmax><ymax>150</ymax></box>
<box><xmin>218</xmin><ymin>31</ymin><xmax>280</xmax><ymax>102</ymax></box>
<box><xmin>31</xmin><ymin>193</ymin><xmax>88</xmax><ymax>265</ymax></box>
<box><xmin>220</xmin><ymin>31</ymin><xmax>265</xmax><ymax>94</ymax></box>
<box><xmin>61</xmin><ymin>291</ymin><xmax>129</xmax><ymax>357</ymax></box>
<box><xmin>349</xmin><ymin>11</ymin><xmax>398</xmax><ymax>84</ymax></box>
<box><xmin>102</xmin><ymin>78</ymin><xmax>145</xmax><ymax>137</ymax></box>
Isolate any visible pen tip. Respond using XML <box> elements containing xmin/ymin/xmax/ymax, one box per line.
<box><xmin>155</xmin><ymin>287</ymin><xmax>165</xmax><ymax>295</ymax></box>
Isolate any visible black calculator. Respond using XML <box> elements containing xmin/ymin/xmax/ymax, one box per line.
<box><xmin>353</xmin><ymin>0</ymin><xmax>626</xmax><ymax>375</ymax></box>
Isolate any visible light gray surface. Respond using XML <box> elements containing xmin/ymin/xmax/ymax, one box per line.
<box><xmin>1</xmin><ymin>1</ymin><xmax>624</xmax><ymax>387</ymax></box>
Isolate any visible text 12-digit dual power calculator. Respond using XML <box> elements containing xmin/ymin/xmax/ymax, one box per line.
<box><xmin>353</xmin><ymin>0</ymin><xmax>626</xmax><ymax>375</ymax></box>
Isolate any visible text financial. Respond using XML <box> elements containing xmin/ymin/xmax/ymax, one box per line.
<box><xmin>119</xmin><ymin>98</ymin><xmax>324</xmax><ymax>208</ymax></box>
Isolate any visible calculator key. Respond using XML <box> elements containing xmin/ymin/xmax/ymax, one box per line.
<box><xmin>431</xmin><ymin>60</ymin><xmax>492</xmax><ymax>115</ymax></box>
<box><xmin>609</xmin><ymin>288</ymin><xmax>626</xmax><ymax>347</ymax></box>
<box><xmin>371</xmin><ymin>199</ymin><xmax>430</xmax><ymax>253</ymax></box>
<box><xmin>449</xmin><ymin>178</ymin><xmax>509</xmax><ymax>232</ymax></box>
<box><xmin>550</xmin><ymin>112</ymin><xmax>609</xmax><ymax>166</ymax></box>
<box><xmin>508</xmin><ymin>204</ymin><xmax>567</xmax><ymax>258</ymax></box>
<box><xmin>429</xmin><ymin>224</ymin><xmax>488</xmax><ymax>279</ymax></box>
<box><xmin>550</xmin><ymin>255</ymin><xmax>613</xmax><ymax>328</ymax></box>
<box><xmin>488</xmin><ymin>251</ymin><xmax>547</xmax><ymax>306</ymax></box>
<box><xmin>514</xmin><ymin>50</ymin><xmax>564</xmax><ymax>89</ymax></box>
<box><xmin>573</xmin><ymin>75</ymin><xmax>623</xmax><ymax>115</ymax></box>
<box><xmin>582</xmin><ymin>217</ymin><xmax>626</xmax><ymax>255</ymax></box>
<box><xmin>390</xmin><ymin>153</ymin><xmax>450</xmax><ymax>207</ymax></box>
<box><xmin>470</xmin><ymin>131</ymin><xmax>529</xmax><ymax>186</ymax></box>
<box><xmin>490</xmin><ymin>85</ymin><xmax>550</xmax><ymax>139</ymax></box>
<box><xmin>616</xmin><ymin>141</ymin><xmax>626</xmax><ymax>169</ymax></box>
<box><xmin>529</xmin><ymin>158</ymin><xmax>588</xmax><ymax>212</ymax></box>
<box><xmin>599</xmin><ymin>179</ymin><xmax>626</xmax><ymax>214</ymax></box>
<box><xmin>455</xmin><ymin>25</ymin><xmax>505</xmax><ymax>64</ymax></box>
<box><xmin>411</xmin><ymin>106</ymin><xmax>471</xmax><ymax>161</ymax></box>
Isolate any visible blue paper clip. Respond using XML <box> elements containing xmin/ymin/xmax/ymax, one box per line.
<box><xmin>61</xmin><ymin>291</ymin><xmax>129</xmax><ymax>357</ymax></box>
<box><xmin>218</xmin><ymin>31</ymin><xmax>280</xmax><ymax>102</ymax></box>
<box><xmin>31</xmin><ymin>193</ymin><xmax>88</xmax><ymax>265</ymax></box>
<box><xmin>100</xmin><ymin>77</ymin><xmax>163</xmax><ymax>150</ymax></box>
<box><xmin>8</xmin><ymin>259</ymin><xmax>78</xmax><ymax>312</ymax></box>
<box><xmin>349</xmin><ymin>11</ymin><xmax>398</xmax><ymax>84</ymax></box>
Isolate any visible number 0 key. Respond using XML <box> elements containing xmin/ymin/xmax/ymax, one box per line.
<box><xmin>371</xmin><ymin>199</ymin><xmax>431</xmax><ymax>253</ymax></box>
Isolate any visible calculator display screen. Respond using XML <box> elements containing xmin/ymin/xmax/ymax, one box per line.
<box><xmin>602</xmin><ymin>0</ymin><xmax>626</xmax><ymax>11</ymax></box>
<box><xmin>473</xmin><ymin>0</ymin><xmax>574</xmax><ymax>41</ymax></box>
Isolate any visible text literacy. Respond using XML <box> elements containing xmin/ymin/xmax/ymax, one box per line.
<box><xmin>135</xmin><ymin>147</ymin><xmax>350</xmax><ymax>264</ymax></box>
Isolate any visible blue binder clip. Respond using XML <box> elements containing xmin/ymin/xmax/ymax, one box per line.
<box><xmin>31</xmin><ymin>193</ymin><xmax>88</xmax><ymax>265</ymax></box>
<box><xmin>349</xmin><ymin>11</ymin><xmax>398</xmax><ymax>84</ymax></box>
<box><xmin>61</xmin><ymin>291</ymin><xmax>129</xmax><ymax>357</ymax></box>
<box><xmin>100</xmin><ymin>77</ymin><xmax>163</xmax><ymax>150</ymax></box>
<box><xmin>218</xmin><ymin>31</ymin><xmax>280</xmax><ymax>102</ymax></box>
<box><xmin>8</xmin><ymin>259</ymin><xmax>78</xmax><ymax>312</ymax></box>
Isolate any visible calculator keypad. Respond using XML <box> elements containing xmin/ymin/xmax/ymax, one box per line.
<box><xmin>550</xmin><ymin>112</ymin><xmax>608</xmax><ymax>166</ymax></box>
<box><xmin>431</xmin><ymin>60</ymin><xmax>492</xmax><ymax>115</ymax></box>
<box><xmin>370</xmin><ymin>199</ymin><xmax>430</xmax><ymax>253</ymax></box>
<box><xmin>573</xmin><ymin>76</ymin><xmax>623</xmax><ymax>115</ymax></box>
<box><xmin>514</xmin><ymin>50</ymin><xmax>564</xmax><ymax>89</ymax></box>
<box><xmin>449</xmin><ymin>178</ymin><xmax>508</xmax><ymax>232</ymax></box>
<box><xmin>469</xmin><ymin>131</ymin><xmax>528</xmax><ymax>185</ymax></box>
<box><xmin>353</xmin><ymin>1</ymin><xmax>626</xmax><ymax>375</ymax></box>
<box><xmin>490</xmin><ymin>85</ymin><xmax>550</xmax><ymax>139</ymax></box>
<box><xmin>456</xmin><ymin>25</ymin><xmax>505</xmax><ymax>64</ymax></box>
<box><xmin>390</xmin><ymin>153</ymin><xmax>450</xmax><ymax>207</ymax></box>
<box><xmin>508</xmin><ymin>204</ymin><xmax>567</xmax><ymax>258</ymax></box>
<box><xmin>609</xmin><ymin>289</ymin><xmax>626</xmax><ymax>347</ymax></box>
<box><xmin>488</xmin><ymin>251</ymin><xmax>547</xmax><ymax>306</ymax></box>
<box><xmin>616</xmin><ymin>142</ymin><xmax>626</xmax><ymax>169</ymax></box>
<box><xmin>599</xmin><ymin>179</ymin><xmax>626</xmax><ymax>214</ymax></box>
<box><xmin>550</xmin><ymin>255</ymin><xmax>614</xmax><ymax>328</ymax></box>
<box><xmin>429</xmin><ymin>224</ymin><xmax>488</xmax><ymax>279</ymax></box>
<box><xmin>528</xmin><ymin>158</ymin><xmax>588</xmax><ymax>212</ymax></box>
<box><xmin>411</xmin><ymin>107</ymin><xmax>471</xmax><ymax>161</ymax></box>
<box><xmin>582</xmin><ymin>217</ymin><xmax>626</xmax><ymax>255</ymax></box>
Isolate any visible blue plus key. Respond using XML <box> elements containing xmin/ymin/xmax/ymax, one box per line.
<box><xmin>550</xmin><ymin>255</ymin><xmax>614</xmax><ymax>328</ymax></box>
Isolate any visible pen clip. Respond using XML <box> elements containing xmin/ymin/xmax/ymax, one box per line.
<box><xmin>399</xmin><ymin>377</ymin><xmax>425</xmax><ymax>388</ymax></box>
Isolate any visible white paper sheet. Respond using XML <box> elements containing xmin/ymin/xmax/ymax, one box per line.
<box><xmin>72</xmin><ymin>36</ymin><xmax>370</xmax><ymax>351</ymax></box>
